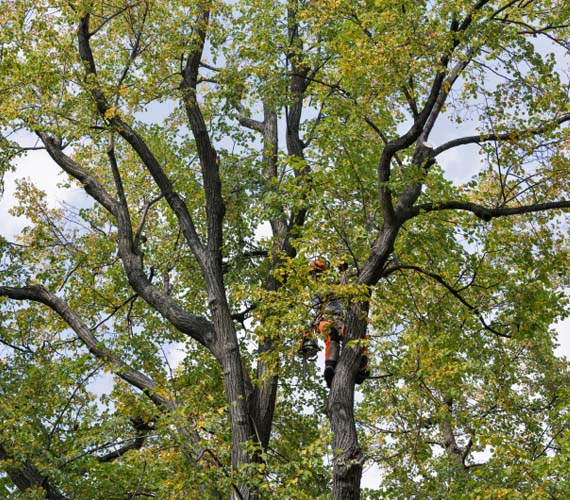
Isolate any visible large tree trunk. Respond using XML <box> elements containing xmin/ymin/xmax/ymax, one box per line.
<box><xmin>328</xmin><ymin>222</ymin><xmax>400</xmax><ymax>499</ymax></box>
<box><xmin>329</xmin><ymin>375</ymin><xmax>364</xmax><ymax>500</ymax></box>
<box><xmin>202</xmin><ymin>265</ymin><xmax>258</xmax><ymax>499</ymax></box>
<box><xmin>215</xmin><ymin>317</ymin><xmax>257</xmax><ymax>500</ymax></box>
<box><xmin>328</xmin><ymin>304</ymin><xmax>370</xmax><ymax>500</ymax></box>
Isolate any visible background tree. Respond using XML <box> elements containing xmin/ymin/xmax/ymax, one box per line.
<box><xmin>1</xmin><ymin>1</ymin><xmax>570</xmax><ymax>499</ymax></box>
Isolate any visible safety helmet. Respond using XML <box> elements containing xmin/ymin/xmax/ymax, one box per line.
<box><xmin>308</xmin><ymin>258</ymin><xmax>329</xmax><ymax>273</ymax></box>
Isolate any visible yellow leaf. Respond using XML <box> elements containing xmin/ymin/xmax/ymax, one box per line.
<box><xmin>104</xmin><ymin>106</ymin><xmax>117</xmax><ymax>120</ymax></box>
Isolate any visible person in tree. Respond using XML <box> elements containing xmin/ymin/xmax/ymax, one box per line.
<box><xmin>300</xmin><ymin>258</ymin><xmax>369</xmax><ymax>388</ymax></box>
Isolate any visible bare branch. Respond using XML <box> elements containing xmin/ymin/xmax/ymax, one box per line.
<box><xmin>433</xmin><ymin>113</ymin><xmax>570</xmax><ymax>157</ymax></box>
<box><xmin>406</xmin><ymin>199</ymin><xmax>570</xmax><ymax>221</ymax></box>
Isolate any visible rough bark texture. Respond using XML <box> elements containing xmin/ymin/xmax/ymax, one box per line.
<box><xmin>329</xmin><ymin>305</ymin><xmax>368</xmax><ymax>500</ymax></box>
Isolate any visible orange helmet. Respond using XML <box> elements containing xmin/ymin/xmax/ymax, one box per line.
<box><xmin>308</xmin><ymin>258</ymin><xmax>329</xmax><ymax>273</ymax></box>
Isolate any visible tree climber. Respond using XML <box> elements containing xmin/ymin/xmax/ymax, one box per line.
<box><xmin>300</xmin><ymin>258</ymin><xmax>369</xmax><ymax>388</ymax></box>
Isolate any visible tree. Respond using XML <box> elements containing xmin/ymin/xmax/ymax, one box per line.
<box><xmin>1</xmin><ymin>0</ymin><xmax>570</xmax><ymax>498</ymax></box>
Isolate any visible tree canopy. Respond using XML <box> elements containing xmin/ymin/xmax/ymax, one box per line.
<box><xmin>1</xmin><ymin>1</ymin><xmax>570</xmax><ymax>498</ymax></box>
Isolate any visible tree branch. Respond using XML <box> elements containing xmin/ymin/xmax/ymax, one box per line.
<box><xmin>364</xmin><ymin>117</ymin><xmax>403</xmax><ymax>168</ymax></box>
<box><xmin>77</xmin><ymin>14</ymin><xmax>204</xmax><ymax>258</ymax></box>
<box><xmin>179</xmin><ymin>6</ymin><xmax>225</xmax><ymax>259</ymax></box>
<box><xmin>402</xmin><ymin>83</ymin><xmax>419</xmax><ymax>119</ymax></box>
<box><xmin>406</xmin><ymin>199</ymin><xmax>570</xmax><ymax>221</ymax></box>
<box><xmin>0</xmin><ymin>285</ymin><xmax>176</xmax><ymax>411</ymax></box>
<box><xmin>73</xmin><ymin>15</ymin><xmax>220</xmax><ymax>347</ymax></box>
<box><xmin>364</xmin><ymin>0</ymin><xmax>492</xmax><ymax>277</ymax></box>
<box><xmin>383</xmin><ymin>264</ymin><xmax>511</xmax><ymax>338</ymax></box>
<box><xmin>37</xmin><ymin>133</ymin><xmax>117</xmax><ymax>216</ymax></box>
<box><xmin>236</xmin><ymin>110</ymin><xmax>265</xmax><ymax>133</ymax></box>
<box><xmin>134</xmin><ymin>194</ymin><xmax>164</xmax><ymax>252</ymax></box>
<box><xmin>433</xmin><ymin>113</ymin><xmax>570</xmax><ymax>157</ymax></box>
<box><xmin>98</xmin><ymin>417</ymin><xmax>154</xmax><ymax>463</ymax></box>
<box><xmin>38</xmin><ymin>127</ymin><xmax>215</xmax><ymax>347</ymax></box>
<box><xmin>0</xmin><ymin>444</ymin><xmax>68</xmax><ymax>500</ymax></box>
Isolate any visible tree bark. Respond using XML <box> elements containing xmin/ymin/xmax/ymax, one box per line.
<box><xmin>0</xmin><ymin>445</ymin><xmax>68</xmax><ymax>500</ymax></box>
<box><xmin>328</xmin><ymin>305</ymin><xmax>369</xmax><ymax>500</ymax></box>
<box><xmin>328</xmin><ymin>221</ymin><xmax>401</xmax><ymax>499</ymax></box>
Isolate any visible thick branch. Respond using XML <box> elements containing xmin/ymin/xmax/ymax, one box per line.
<box><xmin>0</xmin><ymin>444</ymin><xmax>68</xmax><ymax>500</ymax></box>
<box><xmin>38</xmin><ymin>131</ymin><xmax>215</xmax><ymax>347</ymax></box>
<box><xmin>388</xmin><ymin>1</ymin><xmax>491</xmax><ymax>217</ymax></box>
<box><xmin>0</xmin><ymin>285</ymin><xmax>175</xmax><ymax>411</ymax></box>
<box><xmin>179</xmin><ymin>7</ymin><xmax>225</xmax><ymax>259</ymax></box>
<box><xmin>358</xmin><ymin>223</ymin><xmax>401</xmax><ymax>286</ymax></box>
<box><xmin>376</xmin><ymin>34</ymin><xmax>454</xmax><ymax>222</ymax></box>
<box><xmin>38</xmin><ymin>133</ymin><xmax>117</xmax><ymax>216</ymax></box>
<box><xmin>77</xmin><ymin>14</ymin><xmax>204</xmax><ymax>257</ymax></box>
<box><xmin>249</xmin><ymin>5</ymin><xmax>317</xmax><ymax>451</ymax></box>
<box><xmin>405</xmin><ymin>199</ymin><xmax>570</xmax><ymax>221</ymax></box>
<box><xmin>107</xmin><ymin>134</ymin><xmax>135</xmax><ymax>250</ymax></box>
<box><xmin>421</xmin><ymin>51</ymin><xmax>475</xmax><ymax>142</ymax></box>
<box><xmin>74</xmin><ymin>15</ymin><xmax>219</xmax><ymax>347</ymax></box>
<box><xmin>236</xmin><ymin>112</ymin><xmax>265</xmax><ymax>133</ymax></box>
